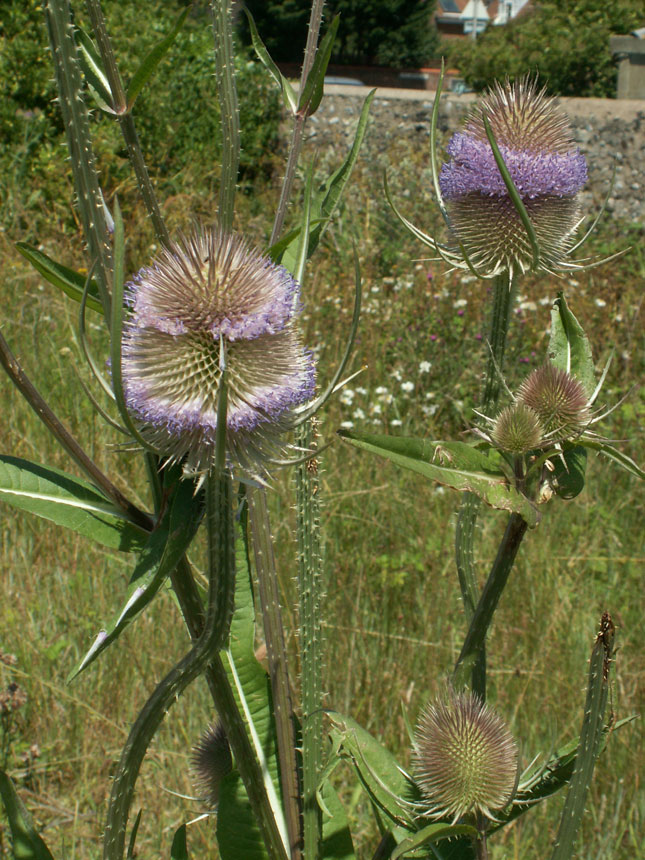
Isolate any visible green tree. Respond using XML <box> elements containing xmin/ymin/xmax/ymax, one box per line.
<box><xmin>241</xmin><ymin>0</ymin><xmax>439</xmax><ymax>67</ymax></box>
<box><xmin>447</xmin><ymin>0</ymin><xmax>644</xmax><ymax>97</ymax></box>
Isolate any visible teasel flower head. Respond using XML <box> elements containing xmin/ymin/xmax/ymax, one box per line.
<box><xmin>191</xmin><ymin>722</ymin><xmax>232</xmax><ymax>809</ymax></box>
<box><xmin>517</xmin><ymin>364</ymin><xmax>591</xmax><ymax>440</ymax></box>
<box><xmin>413</xmin><ymin>688</ymin><xmax>518</xmax><ymax>824</ymax></box>
<box><xmin>121</xmin><ymin>225</ymin><xmax>316</xmax><ymax>479</ymax></box>
<box><xmin>436</xmin><ymin>76</ymin><xmax>587</xmax><ymax>278</ymax></box>
<box><xmin>491</xmin><ymin>402</ymin><xmax>544</xmax><ymax>454</ymax></box>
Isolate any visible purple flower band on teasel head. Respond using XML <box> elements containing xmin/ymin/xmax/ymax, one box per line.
<box><xmin>121</xmin><ymin>224</ymin><xmax>315</xmax><ymax>478</ymax></box>
<box><xmin>127</xmin><ymin>228</ymin><xmax>300</xmax><ymax>341</ymax></box>
<box><xmin>439</xmin><ymin>133</ymin><xmax>588</xmax><ymax>201</ymax></box>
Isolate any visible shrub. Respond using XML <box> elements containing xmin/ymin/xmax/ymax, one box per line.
<box><xmin>447</xmin><ymin>0</ymin><xmax>645</xmax><ymax>97</ymax></box>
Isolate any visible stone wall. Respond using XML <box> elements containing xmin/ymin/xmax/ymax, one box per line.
<box><xmin>307</xmin><ymin>87</ymin><xmax>645</xmax><ymax>223</ymax></box>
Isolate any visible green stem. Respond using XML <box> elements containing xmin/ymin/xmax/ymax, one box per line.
<box><xmin>0</xmin><ymin>330</ymin><xmax>151</xmax><ymax>533</ymax></box>
<box><xmin>270</xmin><ymin>0</ymin><xmax>325</xmax><ymax>245</ymax></box>
<box><xmin>247</xmin><ymin>487</ymin><xmax>302</xmax><ymax>860</ymax></box>
<box><xmin>453</xmin><ymin>512</ymin><xmax>528</xmax><ymax>683</ymax></box>
<box><xmin>103</xmin><ymin>470</ymin><xmax>237</xmax><ymax>860</ymax></box>
<box><xmin>210</xmin><ymin>0</ymin><xmax>240</xmax><ymax>230</ymax></box>
<box><xmin>45</xmin><ymin>0</ymin><xmax>113</xmax><ymax>315</ymax></box>
<box><xmin>454</xmin><ymin>272</ymin><xmax>516</xmax><ymax>699</ymax></box>
<box><xmin>296</xmin><ymin>419</ymin><xmax>324</xmax><ymax>860</ymax></box>
<box><xmin>85</xmin><ymin>0</ymin><xmax>171</xmax><ymax>246</ymax></box>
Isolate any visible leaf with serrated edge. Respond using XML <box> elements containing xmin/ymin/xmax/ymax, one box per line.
<box><xmin>0</xmin><ymin>456</ymin><xmax>148</xmax><ymax>551</ymax></box>
<box><xmin>339</xmin><ymin>433</ymin><xmax>540</xmax><ymax>527</ymax></box>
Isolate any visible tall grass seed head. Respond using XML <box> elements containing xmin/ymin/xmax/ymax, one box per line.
<box><xmin>439</xmin><ymin>77</ymin><xmax>588</xmax><ymax>276</ymax></box>
<box><xmin>517</xmin><ymin>364</ymin><xmax>590</xmax><ymax>439</ymax></box>
<box><xmin>491</xmin><ymin>402</ymin><xmax>544</xmax><ymax>454</ymax></box>
<box><xmin>121</xmin><ymin>225</ymin><xmax>315</xmax><ymax>478</ymax></box>
<box><xmin>413</xmin><ymin>688</ymin><xmax>518</xmax><ymax>823</ymax></box>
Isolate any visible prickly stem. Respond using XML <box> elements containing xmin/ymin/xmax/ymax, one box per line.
<box><xmin>210</xmin><ymin>0</ymin><xmax>240</xmax><ymax>230</ymax></box>
<box><xmin>455</xmin><ymin>272</ymin><xmax>517</xmax><ymax>700</ymax></box>
<box><xmin>103</xmin><ymin>471</ymin><xmax>236</xmax><ymax>860</ymax></box>
<box><xmin>296</xmin><ymin>418</ymin><xmax>324</xmax><ymax>860</ymax></box>
<box><xmin>44</xmin><ymin>0</ymin><xmax>113</xmax><ymax>317</ymax></box>
<box><xmin>247</xmin><ymin>487</ymin><xmax>303</xmax><ymax>860</ymax></box>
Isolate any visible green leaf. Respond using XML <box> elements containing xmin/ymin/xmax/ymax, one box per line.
<box><xmin>127</xmin><ymin>9</ymin><xmax>188</xmax><ymax>110</ymax></box>
<box><xmin>0</xmin><ymin>770</ymin><xmax>55</xmax><ymax>860</ymax></box>
<box><xmin>548</xmin><ymin>294</ymin><xmax>596</xmax><ymax>397</ymax></box>
<box><xmin>75</xmin><ymin>26</ymin><xmax>115</xmax><ymax>113</ymax></box>
<box><xmin>551</xmin><ymin>444</ymin><xmax>587</xmax><ymax>499</ymax></box>
<box><xmin>319</xmin><ymin>779</ymin><xmax>355</xmax><ymax>860</ymax></box>
<box><xmin>550</xmin><ymin>615</ymin><xmax>615</xmax><ymax>860</ymax></box>
<box><xmin>170</xmin><ymin>824</ymin><xmax>188</xmax><ymax>860</ymax></box>
<box><xmin>126</xmin><ymin>809</ymin><xmax>142</xmax><ymax>860</ymax></box>
<box><xmin>576</xmin><ymin>439</ymin><xmax>645</xmax><ymax>481</ymax></box>
<box><xmin>243</xmin><ymin>7</ymin><xmax>297</xmax><ymax>114</ymax></box>
<box><xmin>306</xmin><ymin>90</ymin><xmax>375</xmax><ymax>259</ymax></box>
<box><xmin>339</xmin><ymin>432</ymin><xmax>540</xmax><ymax>528</ymax></box>
<box><xmin>325</xmin><ymin>711</ymin><xmax>417</xmax><ymax>830</ymax></box>
<box><xmin>298</xmin><ymin>15</ymin><xmax>340</xmax><ymax>117</ymax></box>
<box><xmin>482</xmin><ymin>114</ymin><xmax>539</xmax><ymax>271</ymax></box>
<box><xmin>0</xmin><ymin>456</ymin><xmax>148</xmax><ymax>551</ymax></box>
<box><xmin>391</xmin><ymin>823</ymin><xmax>477</xmax><ymax>860</ymax></box>
<box><xmin>67</xmin><ymin>478</ymin><xmax>203</xmax><ymax>681</ymax></box>
<box><xmin>217</xmin><ymin>499</ymin><xmax>285</xmax><ymax>859</ymax></box>
<box><xmin>15</xmin><ymin>243</ymin><xmax>103</xmax><ymax>314</ymax></box>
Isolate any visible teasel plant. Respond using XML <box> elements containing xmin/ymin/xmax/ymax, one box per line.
<box><xmin>0</xmin><ymin>3</ymin><xmax>642</xmax><ymax>860</ymax></box>
<box><xmin>338</xmin><ymin>67</ymin><xmax>643</xmax><ymax>860</ymax></box>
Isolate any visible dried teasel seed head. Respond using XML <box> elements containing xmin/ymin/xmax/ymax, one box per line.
<box><xmin>516</xmin><ymin>364</ymin><xmax>590</xmax><ymax>439</ymax></box>
<box><xmin>413</xmin><ymin>688</ymin><xmax>518</xmax><ymax>823</ymax></box>
<box><xmin>491</xmin><ymin>402</ymin><xmax>544</xmax><ymax>454</ymax></box>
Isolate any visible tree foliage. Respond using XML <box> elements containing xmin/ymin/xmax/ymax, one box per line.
<box><xmin>447</xmin><ymin>0</ymin><xmax>644</xmax><ymax>97</ymax></box>
<box><xmin>240</xmin><ymin>0</ymin><xmax>439</xmax><ymax>67</ymax></box>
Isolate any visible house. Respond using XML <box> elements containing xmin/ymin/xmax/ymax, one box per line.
<box><xmin>435</xmin><ymin>0</ymin><xmax>532</xmax><ymax>39</ymax></box>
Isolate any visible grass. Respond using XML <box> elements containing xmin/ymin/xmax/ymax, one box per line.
<box><xmin>0</xmin><ymin>93</ymin><xmax>644</xmax><ymax>860</ymax></box>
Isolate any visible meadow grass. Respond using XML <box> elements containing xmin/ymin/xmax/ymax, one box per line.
<box><xmin>0</xmin><ymin>120</ymin><xmax>643</xmax><ymax>859</ymax></box>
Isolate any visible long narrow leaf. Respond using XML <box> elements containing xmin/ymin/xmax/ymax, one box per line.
<box><xmin>126</xmin><ymin>9</ymin><xmax>188</xmax><ymax>109</ymax></box>
<box><xmin>339</xmin><ymin>432</ymin><xmax>540</xmax><ymax>527</ymax></box>
<box><xmin>298</xmin><ymin>14</ymin><xmax>340</xmax><ymax>116</ymax></box>
<box><xmin>75</xmin><ymin>25</ymin><xmax>115</xmax><ymax>112</ymax></box>
<box><xmin>0</xmin><ymin>455</ymin><xmax>148</xmax><ymax>551</ymax></box>
<box><xmin>307</xmin><ymin>89</ymin><xmax>375</xmax><ymax>258</ymax></box>
<box><xmin>243</xmin><ymin>7</ymin><xmax>297</xmax><ymax>113</ymax></box>
<box><xmin>576</xmin><ymin>439</ymin><xmax>645</xmax><ymax>480</ymax></box>
<box><xmin>16</xmin><ymin>243</ymin><xmax>103</xmax><ymax>313</ymax></box>
<box><xmin>68</xmin><ymin>478</ymin><xmax>203</xmax><ymax>681</ymax></box>
<box><xmin>0</xmin><ymin>771</ymin><xmax>55</xmax><ymax>860</ymax></box>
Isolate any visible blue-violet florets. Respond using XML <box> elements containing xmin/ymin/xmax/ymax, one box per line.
<box><xmin>439</xmin><ymin>77</ymin><xmax>588</xmax><ymax>276</ymax></box>
<box><xmin>121</xmin><ymin>225</ymin><xmax>315</xmax><ymax>478</ymax></box>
